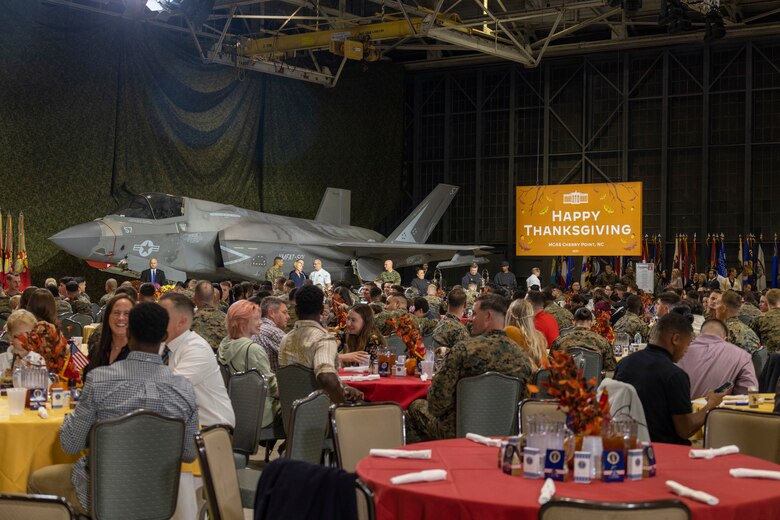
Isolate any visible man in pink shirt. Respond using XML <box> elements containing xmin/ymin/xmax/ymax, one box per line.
<box><xmin>676</xmin><ymin>318</ymin><xmax>757</xmax><ymax>399</ymax></box>
<box><xmin>527</xmin><ymin>291</ymin><xmax>559</xmax><ymax>348</ymax></box>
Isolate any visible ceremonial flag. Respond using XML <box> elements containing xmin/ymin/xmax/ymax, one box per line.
<box><xmin>673</xmin><ymin>235</ymin><xmax>680</xmax><ymax>276</ymax></box>
<box><xmin>14</xmin><ymin>212</ymin><xmax>30</xmax><ymax>290</ymax></box>
<box><xmin>0</xmin><ymin>212</ymin><xmax>4</xmax><ymax>289</ymax></box>
<box><xmin>690</xmin><ymin>234</ymin><xmax>697</xmax><ymax>283</ymax></box>
<box><xmin>738</xmin><ymin>235</ymin><xmax>744</xmax><ymax>283</ymax></box>
<box><xmin>641</xmin><ymin>236</ymin><xmax>649</xmax><ymax>263</ymax></box>
<box><xmin>744</xmin><ymin>235</ymin><xmax>755</xmax><ymax>287</ymax></box>
<box><xmin>757</xmin><ymin>237</ymin><xmax>767</xmax><ymax>291</ymax></box>
<box><xmin>718</xmin><ymin>235</ymin><xmax>727</xmax><ymax>277</ymax></box>
<box><xmin>3</xmin><ymin>213</ymin><xmax>12</xmax><ymax>282</ymax></box>
<box><xmin>581</xmin><ymin>256</ymin><xmax>591</xmax><ymax>288</ymax></box>
<box><xmin>773</xmin><ymin>234</ymin><xmax>779</xmax><ymax>289</ymax></box>
<box><xmin>550</xmin><ymin>256</ymin><xmax>559</xmax><ymax>286</ymax></box>
<box><xmin>566</xmin><ymin>256</ymin><xmax>575</xmax><ymax>289</ymax></box>
<box><xmin>655</xmin><ymin>235</ymin><xmax>663</xmax><ymax>272</ymax></box>
<box><xmin>683</xmin><ymin>235</ymin><xmax>689</xmax><ymax>285</ymax></box>
<box><xmin>61</xmin><ymin>340</ymin><xmax>89</xmax><ymax>385</ymax></box>
<box><xmin>709</xmin><ymin>234</ymin><xmax>716</xmax><ymax>272</ymax></box>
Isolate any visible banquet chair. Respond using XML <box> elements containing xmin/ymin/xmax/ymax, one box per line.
<box><xmin>90</xmin><ymin>303</ymin><xmax>101</xmax><ymax>321</ymax></box>
<box><xmin>456</xmin><ymin>372</ymin><xmax>522</xmax><ymax>437</ymax></box>
<box><xmin>330</xmin><ymin>402</ymin><xmax>405</xmax><ymax>472</ymax></box>
<box><xmin>355</xmin><ymin>479</ymin><xmax>376</xmax><ymax>520</ymax></box>
<box><xmin>276</xmin><ymin>364</ymin><xmax>319</xmax><ymax>435</ymax></box>
<box><xmin>69</xmin><ymin>313</ymin><xmax>94</xmax><ymax>328</ymax></box>
<box><xmin>196</xmin><ymin>425</ymin><xmax>261</xmax><ymax>518</ymax></box>
<box><xmin>568</xmin><ymin>347</ymin><xmax>603</xmax><ymax>384</ymax></box>
<box><xmin>704</xmin><ymin>408</ymin><xmax>780</xmax><ymax>464</ymax></box>
<box><xmin>538</xmin><ymin>497</ymin><xmax>690</xmax><ymax>519</ymax></box>
<box><xmin>229</xmin><ymin>369</ymin><xmax>286</xmax><ymax>466</ymax></box>
<box><xmin>752</xmin><ymin>346</ymin><xmax>768</xmax><ymax>380</ymax></box>
<box><xmin>287</xmin><ymin>391</ymin><xmax>330</xmax><ymax>465</ymax></box>
<box><xmin>60</xmin><ymin>318</ymin><xmax>83</xmax><ymax>340</ymax></box>
<box><xmin>386</xmin><ymin>334</ymin><xmax>408</xmax><ymax>357</ymax></box>
<box><xmin>519</xmin><ymin>398</ymin><xmax>565</xmax><ymax>434</ymax></box>
<box><xmin>89</xmin><ymin>410</ymin><xmax>185</xmax><ymax>520</ymax></box>
<box><xmin>533</xmin><ymin>369</ymin><xmax>553</xmax><ymax>398</ymax></box>
<box><xmin>0</xmin><ymin>493</ymin><xmax>77</xmax><ymax>520</ymax></box>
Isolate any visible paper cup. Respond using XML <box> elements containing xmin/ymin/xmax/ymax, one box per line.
<box><xmin>421</xmin><ymin>360</ymin><xmax>435</xmax><ymax>377</ymax></box>
<box><xmin>8</xmin><ymin>388</ymin><xmax>28</xmax><ymax>415</ymax></box>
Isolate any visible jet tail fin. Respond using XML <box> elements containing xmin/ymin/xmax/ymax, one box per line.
<box><xmin>315</xmin><ymin>188</ymin><xmax>351</xmax><ymax>227</ymax></box>
<box><xmin>385</xmin><ymin>184</ymin><xmax>459</xmax><ymax>244</ymax></box>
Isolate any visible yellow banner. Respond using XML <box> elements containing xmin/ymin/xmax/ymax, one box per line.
<box><xmin>515</xmin><ymin>182</ymin><xmax>642</xmax><ymax>256</ymax></box>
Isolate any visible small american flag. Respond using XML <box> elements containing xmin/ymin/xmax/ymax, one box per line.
<box><xmin>68</xmin><ymin>341</ymin><xmax>89</xmax><ymax>372</ymax></box>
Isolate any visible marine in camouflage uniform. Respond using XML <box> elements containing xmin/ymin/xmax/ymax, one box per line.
<box><xmin>77</xmin><ymin>292</ymin><xmax>91</xmax><ymax>304</ymax></box>
<box><xmin>191</xmin><ymin>304</ymin><xmax>227</xmax><ymax>351</ymax></box>
<box><xmin>379</xmin><ymin>270</ymin><xmax>401</xmax><ymax>285</ymax></box>
<box><xmin>265</xmin><ymin>265</ymin><xmax>284</xmax><ymax>283</ymax></box>
<box><xmin>738</xmin><ymin>302</ymin><xmax>761</xmax><ymax>327</ymax></box>
<box><xmin>424</xmin><ymin>295</ymin><xmax>442</xmax><ymax>316</ymax></box>
<box><xmin>465</xmin><ymin>290</ymin><xmax>478</xmax><ymax>308</ymax></box>
<box><xmin>431</xmin><ymin>313</ymin><xmax>469</xmax><ymax>350</ymax></box>
<box><xmin>544</xmin><ymin>303</ymin><xmax>574</xmax><ymax>331</ymax></box>
<box><xmin>406</xmin><ymin>329</ymin><xmax>532</xmax><ymax>441</ymax></box>
<box><xmin>594</xmin><ymin>271</ymin><xmax>618</xmax><ymax>287</ymax></box>
<box><xmin>750</xmin><ymin>308</ymin><xmax>780</xmax><ymax>354</ymax></box>
<box><xmin>285</xmin><ymin>302</ymin><xmax>297</xmax><ymax>333</ymax></box>
<box><xmin>55</xmin><ymin>297</ymin><xmax>73</xmax><ymax>316</ymax></box>
<box><xmin>98</xmin><ymin>291</ymin><xmax>115</xmax><ymax>307</ymax></box>
<box><xmin>0</xmin><ymin>296</ymin><xmax>11</xmax><ymax>315</ymax></box>
<box><xmin>70</xmin><ymin>299</ymin><xmax>92</xmax><ymax>316</ymax></box>
<box><xmin>549</xmin><ymin>326</ymin><xmax>617</xmax><ymax>372</ymax></box>
<box><xmin>613</xmin><ymin>311</ymin><xmax>650</xmax><ymax>343</ymax></box>
<box><xmin>725</xmin><ymin>316</ymin><xmax>761</xmax><ymax>355</ymax></box>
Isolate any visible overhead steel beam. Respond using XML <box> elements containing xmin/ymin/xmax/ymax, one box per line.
<box><xmin>206</xmin><ymin>50</ymin><xmax>343</xmax><ymax>86</ymax></box>
<box><xmin>426</xmin><ymin>26</ymin><xmax>533</xmax><ymax>64</ymax></box>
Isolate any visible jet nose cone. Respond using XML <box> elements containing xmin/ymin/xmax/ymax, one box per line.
<box><xmin>49</xmin><ymin>221</ymin><xmax>102</xmax><ymax>259</ymax></box>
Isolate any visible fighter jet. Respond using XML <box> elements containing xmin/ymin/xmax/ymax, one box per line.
<box><xmin>49</xmin><ymin>184</ymin><xmax>490</xmax><ymax>283</ymax></box>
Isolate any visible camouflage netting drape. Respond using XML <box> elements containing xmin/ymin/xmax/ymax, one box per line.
<box><xmin>0</xmin><ymin>1</ymin><xmax>403</xmax><ymax>296</ymax></box>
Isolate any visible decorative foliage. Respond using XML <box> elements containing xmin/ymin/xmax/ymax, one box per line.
<box><xmin>529</xmin><ymin>351</ymin><xmax>611</xmax><ymax>435</ymax></box>
<box><xmin>591</xmin><ymin>310</ymin><xmax>615</xmax><ymax>345</ymax></box>
<box><xmin>385</xmin><ymin>313</ymin><xmax>426</xmax><ymax>360</ymax></box>
<box><xmin>16</xmin><ymin>321</ymin><xmax>68</xmax><ymax>378</ymax></box>
<box><xmin>154</xmin><ymin>284</ymin><xmax>176</xmax><ymax>302</ymax></box>
<box><xmin>331</xmin><ymin>293</ymin><xmax>348</xmax><ymax>330</ymax></box>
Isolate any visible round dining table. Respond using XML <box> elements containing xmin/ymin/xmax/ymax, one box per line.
<box><xmin>356</xmin><ymin>438</ymin><xmax>780</xmax><ymax>520</ymax></box>
<box><xmin>339</xmin><ymin>371</ymin><xmax>431</xmax><ymax>409</ymax></box>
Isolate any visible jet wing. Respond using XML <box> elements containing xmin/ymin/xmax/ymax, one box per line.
<box><xmin>298</xmin><ymin>241</ymin><xmax>491</xmax><ymax>268</ymax></box>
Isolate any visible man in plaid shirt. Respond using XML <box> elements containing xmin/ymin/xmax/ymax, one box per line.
<box><xmin>252</xmin><ymin>296</ymin><xmax>289</xmax><ymax>373</ymax></box>
<box><xmin>28</xmin><ymin>302</ymin><xmax>199</xmax><ymax>515</ymax></box>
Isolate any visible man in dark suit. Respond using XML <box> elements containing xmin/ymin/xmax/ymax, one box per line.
<box><xmin>140</xmin><ymin>258</ymin><xmax>167</xmax><ymax>286</ymax></box>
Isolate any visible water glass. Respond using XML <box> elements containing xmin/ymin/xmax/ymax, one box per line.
<box><xmin>7</xmin><ymin>387</ymin><xmax>27</xmax><ymax>415</ymax></box>
<box><xmin>524</xmin><ymin>416</ymin><xmax>572</xmax><ymax>458</ymax></box>
<box><xmin>420</xmin><ymin>360</ymin><xmax>435</xmax><ymax>378</ymax></box>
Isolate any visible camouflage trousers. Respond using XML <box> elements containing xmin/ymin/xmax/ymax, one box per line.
<box><xmin>406</xmin><ymin>399</ymin><xmax>455</xmax><ymax>442</ymax></box>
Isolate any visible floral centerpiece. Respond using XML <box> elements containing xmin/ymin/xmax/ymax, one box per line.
<box><xmin>330</xmin><ymin>293</ymin><xmax>348</xmax><ymax>331</ymax></box>
<box><xmin>385</xmin><ymin>313</ymin><xmax>426</xmax><ymax>361</ymax></box>
<box><xmin>15</xmin><ymin>321</ymin><xmax>78</xmax><ymax>385</ymax></box>
<box><xmin>591</xmin><ymin>310</ymin><xmax>615</xmax><ymax>345</ymax></box>
<box><xmin>529</xmin><ymin>351</ymin><xmax>610</xmax><ymax>435</ymax></box>
<box><xmin>154</xmin><ymin>284</ymin><xmax>177</xmax><ymax>302</ymax></box>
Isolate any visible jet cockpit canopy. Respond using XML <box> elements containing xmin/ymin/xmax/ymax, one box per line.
<box><xmin>110</xmin><ymin>193</ymin><xmax>184</xmax><ymax>220</ymax></box>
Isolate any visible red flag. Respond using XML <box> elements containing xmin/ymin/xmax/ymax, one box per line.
<box><xmin>14</xmin><ymin>213</ymin><xmax>31</xmax><ymax>290</ymax></box>
<box><xmin>0</xmin><ymin>212</ymin><xmax>4</xmax><ymax>289</ymax></box>
<box><xmin>3</xmin><ymin>213</ymin><xmax>13</xmax><ymax>289</ymax></box>
<box><xmin>683</xmin><ymin>235</ymin><xmax>690</xmax><ymax>285</ymax></box>
<box><xmin>691</xmin><ymin>234</ymin><xmax>697</xmax><ymax>282</ymax></box>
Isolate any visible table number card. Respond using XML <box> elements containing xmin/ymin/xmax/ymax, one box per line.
<box><xmin>51</xmin><ymin>388</ymin><xmax>64</xmax><ymax>409</ymax></box>
<box><xmin>28</xmin><ymin>388</ymin><xmax>47</xmax><ymax>411</ymax></box>
<box><xmin>603</xmin><ymin>450</ymin><xmax>625</xmax><ymax>482</ymax></box>
<box><xmin>544</xmin><ymin>449</ymin><xmax>567</xmax><ymax>481</ymax></box>
<box><xmin>627</xmin><ymin>449</ymin><xmax>643</xmax><ymax>481</ymax></box>
<box><xmin>642</xmin><ymin>444</ymin><xmax>657</xmax><ymax>477</ymax></box>
<box><xmin>523</xmin><ymin>447</ymin><xmax>542</xmax><ymax>479</ymax></box>
<box><xmin>574</xmin><ymin>451</ymin><xmax>592</xmax><ymax>483</ymax></box>
<box><xmin>500</xmin><ymin>440</ymin><xmax>523</xmax><ymax>476</ymax></box>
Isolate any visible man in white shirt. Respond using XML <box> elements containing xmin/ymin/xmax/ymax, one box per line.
<box><xmin>159</xmin><ymin>292</ymin><xmax>235</xmax><ymax>427</ymax></box>
<box><xmin>309</xmin><ymin>258</ymin><xmax>331</xmax><ymax>289</ymax></box>
<box><xmin>526</xmin><ymin>267</ymin><xmax>542</xmax><ymax>291</ymax></box>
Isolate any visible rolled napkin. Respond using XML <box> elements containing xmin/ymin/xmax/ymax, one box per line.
<box><xmin>538</xmin><ymin>478</ymin><xmax>556</xmax><ymax>505</ymax></box>
<box><xmin>343</xmin><ymin>366</ymin><xmax>370</xmax><ymax>373</ymax></box>
<box><xmin>390</xmin><ymin>469</ymin><xmax>447</xmax><ymax>485</ymax></box>
<box><xmin>369</xmin><ymin>449</ymin><xmax>432</xmax><ymax>459</ymax></box>
<box><xmin>466</xmin><ymin>433</ymin><xmax>503</xmax><ymax>448</ymax></box>
<box><xmin>730</xmin><ymin>468</ymin><xmax>780</xmax><ymax>480</ymax></box>
<box><xmin>37</xmin><ymin>407</ymin><xmax>49</xmax><ymax>419</ymax></box>
<box><xmin>723</xmin><ymin>395</ymin><xmax>748</xmax><ymax>401</ymax></box>
<box><xmin>666</xmin><ymin>480</ymin><xmax>719</xmax><ymax>506</ymax></box>
<box><xmin>340</xmin><ymin>374</ymin><xmax>381</xmax><ymax>382</ymax></box>
<box><xmin>689</xmin><ymin>445</ymin><xmax>740</xmax><ymax>459</ymax></box>
<box><xmin>420</xmin><ymin>373</ymin><xmax>429</xmax><ymax>382</ymax></box>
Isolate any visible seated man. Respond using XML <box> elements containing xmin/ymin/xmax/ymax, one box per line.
<box><xmin>28</xmin><ymin>303</ymin><xmax>199</xmax><ymax>516</ymax></box>
<box><xmin>191</xmin><ymin>280</ymin><xmax>227</xmax><ymax>351</ymax></box>
<box><xmin>253</xmin><ymin>296</ymin><xmax>289</xmax><ymax>373</ymax></box>
<box><xmin>676</xmin><ymin>318</ymin><xmax>758</xmax><ymax>399</ymax></box>
<box><xmin>407</xmin><ymin>294</ymin><xmax>533</xmax><ymax>441</ymax></box>
<box><xmin>615</xmin><ymin>313</ymin><xmax>725</xmax><ymax>445</ymax></box>
<box><xmin>550</xmin><ymin>307</ymin><xmax>617</xmax><ymax>372</ymax></box>
<box><xmin>431</xmin><ymin>288</ymin><xmax>469</xmax><ymax>351</ymax></box>
<box><xmin>717</xmin><ymin>290</ymin><xmax>761</xmax><ymax>354</ymax></box>
<box><xmin>613</xmin><ymin>294</ymin><xmax>650</xmax><ymax>342</ymax></box>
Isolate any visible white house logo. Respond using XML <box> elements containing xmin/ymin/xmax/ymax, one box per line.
<box><xmin>133</xmin><ymin>240</ymin><xmax>160</xmax><ymax>258</ymax></box>
<box><xmin>563</xmin><ymin>191</ymin><xmax>589</xmax><ymax>205</ymax></box>
<box><xmin>548</xmin><ymin>451</ymin><xmax>561</xmax><ymax>464</ymax></box>
<box><xmin>607</xmin><ymin>452</ymin><xmax>620</xmax><ymax>465</ymax></box>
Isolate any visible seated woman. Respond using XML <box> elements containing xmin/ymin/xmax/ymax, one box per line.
<box><xmin>82</xmin><ymin>294</ymin><xmax>134</xmax><ymax>379</ymax></box>
<box><xmin>0</xmin><ymin>309</ymin><xmax>43</xmax><ymax>377</ymax></box>
<box><xmin>339</xmin><ymin>303</ymin><xmax>385</xmax><ymax>366</ymax></box>
<box><xmin>25</xmin><ymin>288</ymin><xmax>59</xmax><ymax>326</ymax></box>
<box><xmin>218</xmin><ymin>300</ymin><xmax>280</xmax><ymax>428</ymax></box>
<box><xmin>504</xmin><ymin>299</ymin><xmax>548</xmax><ymax>371</ymax></box>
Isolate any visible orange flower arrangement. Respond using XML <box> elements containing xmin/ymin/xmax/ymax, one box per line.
<box><xmin>385</xmin><ymin>313</ymin><xmax>426</xmax><ymax>360</ymax></box>
<box><xmin>330</xmin><ymin>294</ymin><xmax>348</xmax><ymax>330</ymax></box>
<box><xmin>16</xmin><ymin>321</ymin><xmax>69</xmax><ymax>379</ymax></box>
<box><xmin>529</xmin><ymin>351</ymin><xmax>610</xmax><ymax>435</ymax></box>
<box><xmin>154</xmin><ymin>284</ymin><xmax>176</xmax><ymax>302</ymax></box>
<box><xmin>591</xmin><ymin>310</ymin><xmax>615</xmax><ymax>344</ymax></box>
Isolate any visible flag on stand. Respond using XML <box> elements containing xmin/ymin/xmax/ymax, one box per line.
<box><xmin>738</xmin><ymin>235</ymin><xmax>744</xmax><ymax>283</ymax></box>
<box><xmin>757</xmin><ymin>236</ymin><xmax>767</xmax><ymax>291</ymax></box>
<box><xmin>772</xmin><ymin>234</ymin><xmax>779</xmax><ymax>289</ymax></box>
<box><xmin>62</xmin><ymin>340</ymin><xmax>89</xmax><ymax>385</ymax></box>
<box><xmin>655</xmin><ymin>235</ymin><xmax>663</xmax><ymax>272</ymax></box>
<box><xmin>566</xmin><ymin>256</ymin><xmax>574</xmax><ymax>289</ymax></box>
<box><xmin>581</xmin><ymin>256</ymin><xmax>592</xmax><ymax>288</ymax></box>
<box><xmin>641</xmin><ymin>236</ymin><xmax>649</xmax><ymax>263</ymax></box>
<box><xmin>673</xmin><ymin>235</ymin><xmax>680</xmax><ymax>277</ymax></box>
<box><xmin>682</xmin><ymin>235</ymin><xmax>690</xmax><ymax>285</ymax></box>
<box><xmin>718</xmin><ymin>235</ymin><xmax>727</xmax><ymax>277</ymax></box>
<box><xmin>690</xmin><ymin>234</ymin><xmax>697</xmax><ymax>283</ymax></box>
<box><xmin>14</xmin><ymin>212</ymin><xmax>31</xmax><ymax>290</ymax></box>
<box><xmin>744</xmin><ymin>234</ymin><xmax>755</xmax><ymax>287</ymax></box>
<box><xmin>0</xmin><ymin>212</ymin><xmax>4</xmax><ymax>289</ymax></box>
<box><xmin>708</xmin><ymin>234</ymin><xmax>717</xmax><ymax>272</ymax></box>
<box><xmin>3</xmin><ymin>213</ymin><xmax>12</xmax><ymax>285</ymax></box>
<box><xmin>550</xmin><ymin>257</ymin><xmax>560</xmax><ymax>287</ymax></box>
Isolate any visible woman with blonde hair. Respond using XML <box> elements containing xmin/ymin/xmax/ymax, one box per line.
<box><xmin>504</xmin><ymin>299</ymin><xmax>548</xmax><ymax>370</ymax></box>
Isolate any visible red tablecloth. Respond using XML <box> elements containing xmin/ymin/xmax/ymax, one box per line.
<box><xmin>356</xmin><ymin>438</ymin><xmax>780</xmax><ymax>520</ymax></box>
<box><xmin>339</xmin><ymin>371</ymin><xmax>431</xmax><ymax>409</ymax></box>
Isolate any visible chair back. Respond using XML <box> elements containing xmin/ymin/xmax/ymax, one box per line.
<box><xmin>752</xmin><ymin>346</ymin><xmax>768</xmax><ymax>380</ymax></box>
<box><xmin>456</xmin><ymin>371</ymin><xmax>521</xmax><ymax>437</ymax></box>
<box><xmin>70</xmin><ymin>313</ymin><xmax>93</xmax><ymax>328</ymax></box>
<box><xmin>539</xmin><ymin>497</ymin><xmax>690</xmax><ymax>520</ymax></box>
<box><xmin>89</xmin><ymin>410</ymin><xmax>185</xmax><ymax>520</ymax></box>
<box><xmin>0</xmin><ymin>494</ymin><xmax>76</xmax><ymax>520</ymax></box>
<box><xmin>355</xmin><ymin>479</ymin><xmax>376</xmax><ymax>520</ymax></box>
<box><xmin>287</xmin><ymin>391</ymin><xmax>330</xmax><ymax>464</ymax></box>
<box><xmin>704</xmin><ymin>408</ymin><xmax>780</xmax><ymax>463</ymax></box>
<box><xmin>421</xmin><ymin>335</ymin><xmax>434</xmax><ymax>350</ymax></box>
<box><xmin>228</xmin><ymin>369</ymin><xmax>267</xmax><ymax>457</ymax></box>
<box><xmin>219</xmin><ymin>362</ymin><xmax>232</xmax><ymax>388</ymax></box>
<box><xmin>386</xmin><ymin>335</ymin><xmax>407</xmax><ymax>357</ymax></box>
<box><xmin>568</xmin><ymin>347</ymin><xmax>603</xmax><ymax>383</ymax></box>
<box><xmin>533</xmin><ymin>369</ymin><xmax>553</xmax><ymax>398</ymax></box>
<box><xmin>276</xmin><ymin>364</ymin><xmax>319</xmax><ymax>434</ymax></box>
<box><xmin>60</xmin><ymin>318</ymin><xmax>83</xmax><ymax>340</ymax></box>
<box><xmin>519</xmin><ymin>398</ymin><xmax>565</xmax><ymax>434</ymax></box>
<box><xmin>91</xmin><ymin>303</ymin><xmax>101</xmax><ymax>321</ymax></box>
<box><xmin>195</xmin><ymin>425</ymin><xmax>244</xmax><ymax>520</ymax></box>
<box><xmin>331</xmin><ymin>402</ymin><xmax>405</xmax><ymax>472</ymax></box>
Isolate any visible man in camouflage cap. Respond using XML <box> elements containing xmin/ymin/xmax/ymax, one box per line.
<box><xmin>613</xmin><ymin>294</ymin><xmax>650</xmax><ymax>343</ymax></box>
<box><xmin>717</xmin><ymin>290</ymin><xmax>760</xmax><ymax>355</ymax></box>
<box><xmin>751</xmin><ymin>288</ymin><xmax>780</xmax><ymax>354</ymax></box>
<box><xmin>407</xmin><ymin>294</ymin><xmax>532</xmax><ymax>441</ymax></box>
<box><xmin>431</xmin><ymin>287</ymin><xmax>469</xmax><ymax>351</ymax></box>
<box><xmin>543</xmin><ymin>287</ymin><xmax>574</xmax><ymax>331</ymax></box>
<box><xmin>550</xmin><ymin>307</ymin><xmax>617</xmax><ymax>372</ymax></box>
<box><xmin>191</xmin><ymin>281</ymin><xmax>227</xmax><ymax>351</ymax></box>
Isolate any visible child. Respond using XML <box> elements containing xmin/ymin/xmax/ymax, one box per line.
<box><xmin>0</xmin><ymin>309</ymin><xmax>42</xmax><ymax>377</ymax></box>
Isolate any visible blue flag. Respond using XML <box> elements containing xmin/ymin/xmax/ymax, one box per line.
<box><xmin>718</xmin><ymin>239</ymin><xmax>727</xmax><ymax>277</ymax></box>
<box><xmin>566</xmin><ymin>256</ymin><xmax>575</xmax><ymax>288</ymax></box>
<box><xmin>773</xmin><ymin>237</ymin><xmax>779</xmax><ymax>289</ymax></box>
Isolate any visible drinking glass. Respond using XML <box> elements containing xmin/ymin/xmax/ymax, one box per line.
<box><xmin>420</xmin><ymin>360</ymin><xmax>434</xmax><ymax>378</ymax></box>
<box><xmin>7</xmin><ymin>388</ymin><xmax>27</xmax><ymax>415</ymax></box>
<box><xmin>523</xmin><ymin>416</ymin><xmax>573</xmax><ymax>459</ymax></box>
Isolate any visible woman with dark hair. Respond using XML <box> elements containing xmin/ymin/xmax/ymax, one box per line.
<box><xmin>83</xmin><ymin>294</ymin><xmax>134</xmax><ymax>379</ymax></box>
<box><xmin>340</xmin><ymin>303</ymin><xmax>384</xmax><ymax>365</ymax></box>
<box><xmin>25</xmin><ymin>288</ymin><xmax>58</xmax><ymax>325</ymax></box>
<box><xmin>18</xmin><ymin>286</ymin><xmax>39</xmax><ymax>311</ymax></box>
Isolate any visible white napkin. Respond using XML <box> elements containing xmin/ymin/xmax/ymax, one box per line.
<box><xmin>390</xmin><ymin>469</ymin><xmax>447</xmax><ymax>485</ymax></box>
<box><xmin>538</xmin><ymin>478</ymin><xmax>556</xmax><ymax>505</ymax></box>
<box><xmin>466</xmin><ymin>433</ymin><xmax>503</xmax><ymax>448</ymax></box>
<box><xmin>343</xmin><ymin>366</ymin><xmax>370</xmax><ymax>372</ymax></box>
<box><xmin>37</xmin><ymin>407</ymin><xmax>49</xmax><ymax>419</ymax></box>
<box><xmin>420</xmin><ymin>373</ymin><xmax>429</xmax><ymax>382</ymax></box>
<box><xmin>723</xmin><ymin>395</ymin><xmax>748</xmax><ymax>401</ymax></box>
<box><xmin>369</xmin><ymin>449</ymin><xmax>432</xmax><ymax>459</ymax></box>
<box><xmin>689</xmin><ymin>445</ymin><xmax>740</xmax><ymax>459</ymax></box>
<box><xmin>666</xmin><ymin>480</ymin><xmax>719</xmax><ymax>506</ymax></box>
<box><xmin>730</xmin><ymin>468</ymin><xmax>780</xmax><ymax>480</ymax></box>
<box><xmin>340</xmin><ymin>374</ymin><xmax>381</xmax><ymax>382</ymax></box>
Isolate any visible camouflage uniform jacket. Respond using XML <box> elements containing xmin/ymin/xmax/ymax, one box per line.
<box><xmin>56</xmin><ymin>297</ymin><xmax>73</xmax><ymax>316</ymax></box>
<box><xmin>77</xmin><ymin>293</ymin><xmax>91</xmax><ymax>304</ymax></box>
<box><xmin>431</xmin><ymin>313</ymin><xmax>469</xmax><ymax>350</ymax></box>
<box><xmin>424</xmin><ymin>295</ymin><xmax>442</xmax><ymax>316</ymax></box>
<box><xmin>725</xmin><ymin>316</ymin><xmax>761</xmax><ymax>355</ymax></box>
<box><xmin>265</xmin><ymin>266</ymin><xmax>284</xmax><ymax>282</ymax></box>
<box><xmin>613</xmin><ymin>311</ymin><xmax>650</xmax><ymax>343</ymax></box>
<box><xmin>594</xmin><ymin>272</ymin><xmax>618</xmax><ymax>287</ymax></box>
<box><xmin>620</xmin><ymin>274</ymin><xmax>636</xmax><ymax>287</ymax></box>
<box><xmin>285</xmin><ymin>303</ymin><xmax>297</xmax><ymax>333</ymax></box>
<box><xmin>550</xmin><ymin>326</ymin><xmax>617</xmax><ymax>372</ymax></box>
<box><xmin>544</xmin><ymin>303</ymin><xmax>574</xmax><ymax>331</ymax></box>
<box><xmin>0</xmin><ymin>296</ymin><xmax>11</xmax><ymax>314</ymax></box>
<box><xmin>738</xmin><ymin>303</ymin><xmax>761</xmax><ymax>326</ymax></box>
<box><xmin>427</xmin><ymin>329</ymin><xmax>532</xmax><ymax>439</ymax></box>
<box><xmin>379</xmin><ymin>270</ymin><xmax>401</xmax><ymax>285</ymax></box>
<box><xmin>750</xmin><ymin>308</ymin><xmax>780</xmax><ymax>353</ymax></box>
<box><xmin>191</xmin><ymin>305</ymin><xmax>227</xmax><ymax>351</ymax></box>
<box><xmin>98</xmin><ymin>291</ymin><xmax>115</xmax><ymax>307</ymax></box>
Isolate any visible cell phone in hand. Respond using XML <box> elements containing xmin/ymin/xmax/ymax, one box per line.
<box><xmin>714</xmin><ymin>381</ymin><xmax>733</xmax><ymax>393</ymax></box>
